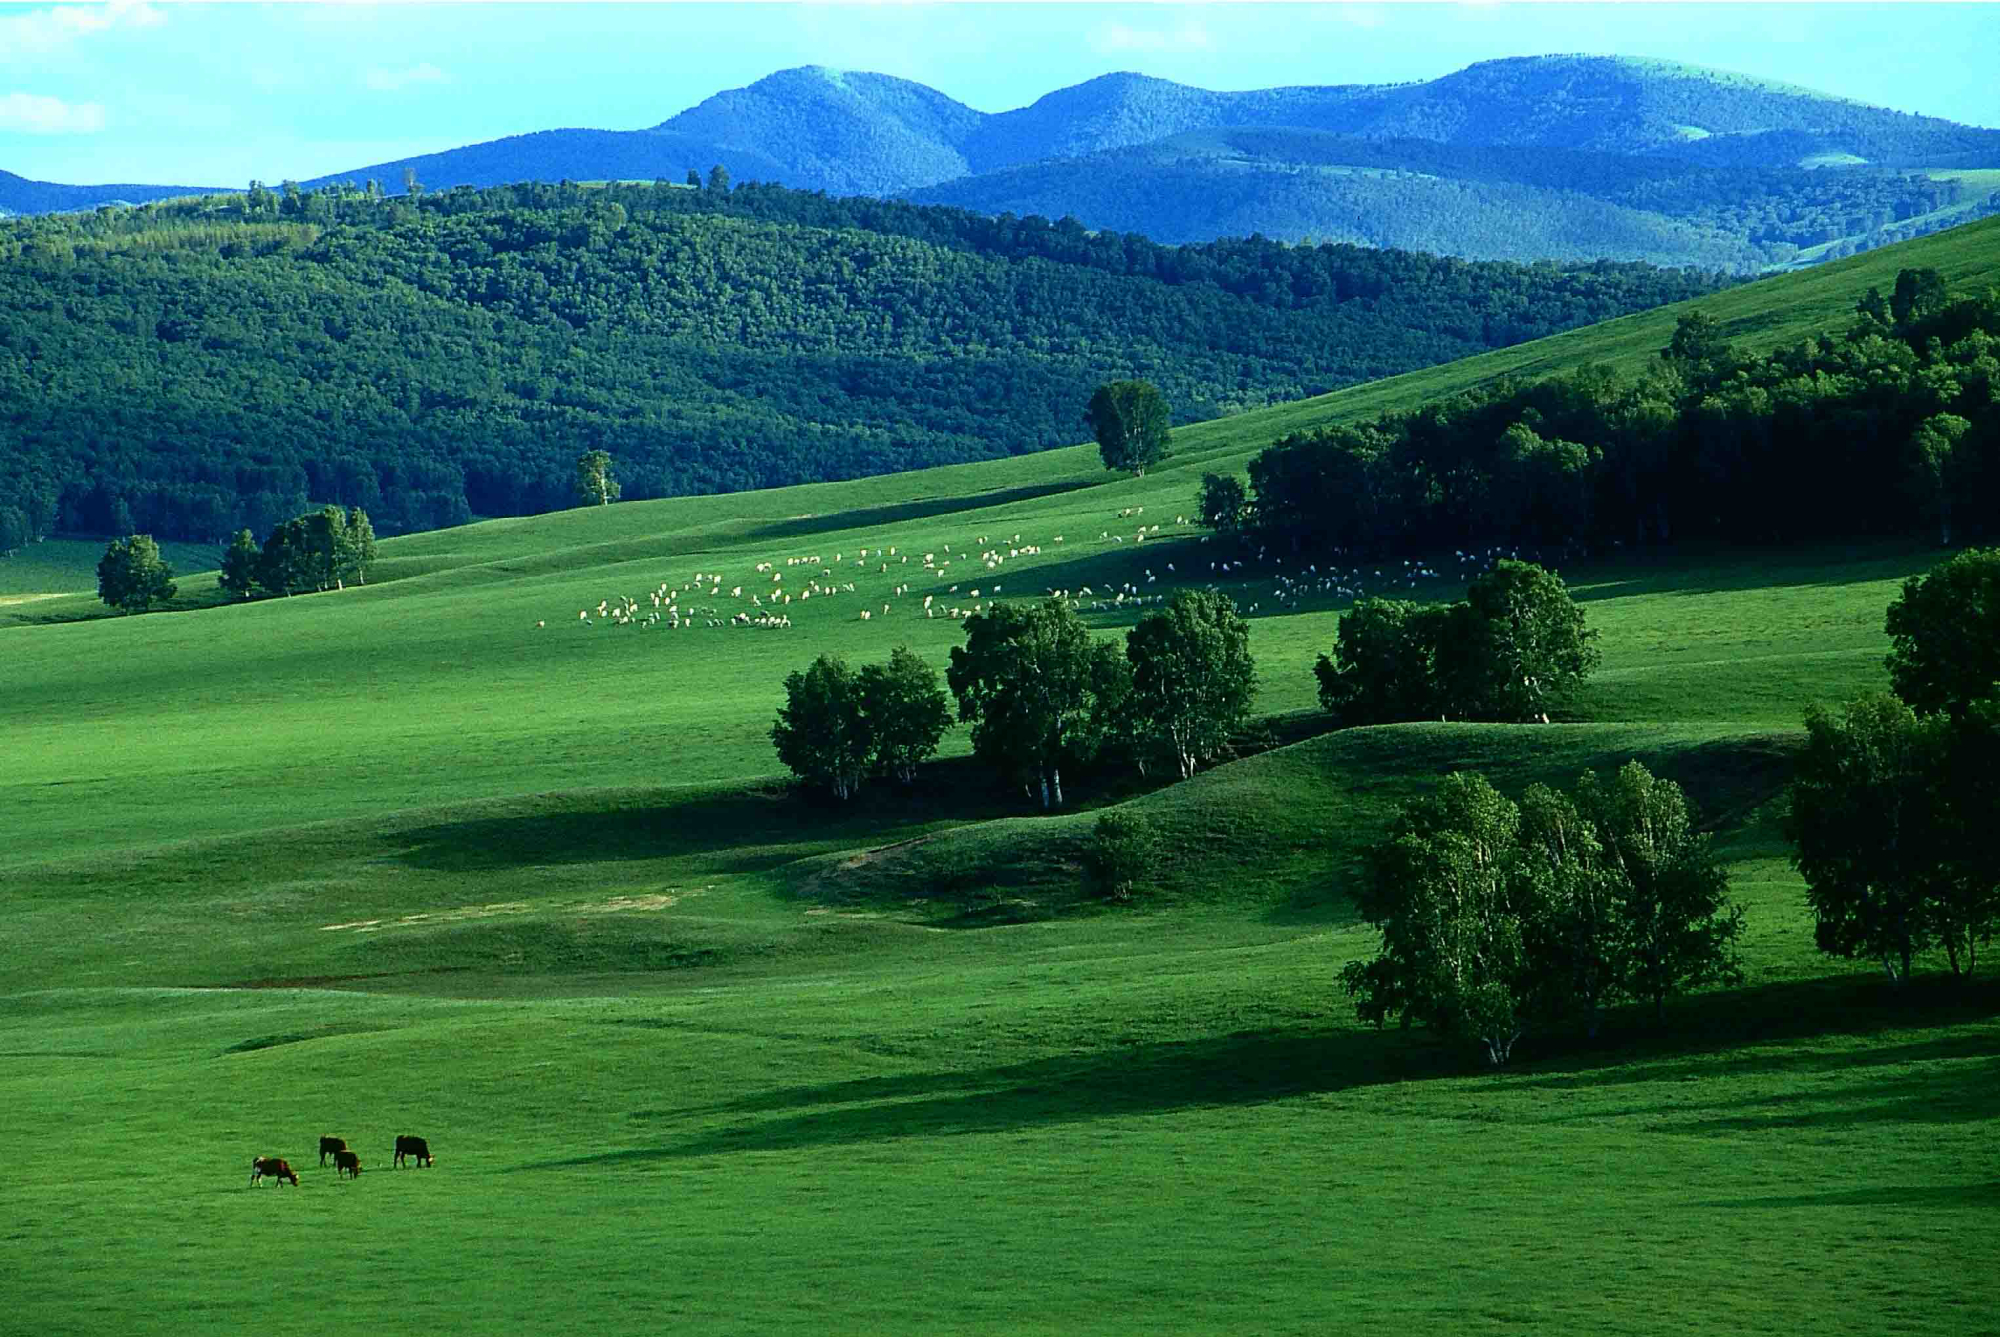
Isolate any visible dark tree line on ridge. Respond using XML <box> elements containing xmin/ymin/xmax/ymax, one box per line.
<box><xmin>0</xmin><ymin>177</ymin><xmax>1727</xmax><ymax>552</ymax></box>
<box><xmin>1223</xmin><ymin>270</ymin><xmax>2000</xmax><ymax>555</ymax></box>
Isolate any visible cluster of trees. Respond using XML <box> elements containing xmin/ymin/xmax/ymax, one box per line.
<box><xmin>1345</xmin><ymin>762</ymin><xmax>1742</xmax><ymax>1065</ymax></box>
<box><xmin>217</xmin><ymin>505</ymin><xmax>378</xmax><ymax>599</ymax></box>
<box><xmin>774</xmin><ymin>590</ymin><xmax>1257</xmax><ymax>808</ymax></box>
<box><xmin>0</xmin><ymin>177</ymin><xmax>1728</xmax><ymax>547</ymax></box>
<box><xmin>1315</xmin><ymin>561</ymin><xmax>1600</xmax><ymax>726</ymax></box>
<box><xmin>769</xmin><ymin>648</ymin><xmax>955</xmax><ymax>800</ymax></box>
<box><xmin>1231</xmin><ymin>271</ymin><xmax>2000</xmax><ymax>554</ymax></box>
<box><xmin>1787</xmin><ymin>550</ymin><xmax>2000</xmax><ymax>983</ymax></box>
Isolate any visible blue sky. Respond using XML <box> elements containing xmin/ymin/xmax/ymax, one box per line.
<box><xmin>3</xmin><ymin>2</ymin><xmax>1997</xmax><ymax>186</ymax></box>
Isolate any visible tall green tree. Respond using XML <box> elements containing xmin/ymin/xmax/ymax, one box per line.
<box><xmin>1884</xmin><ymin>548</ymin><xmax>2000</xmax><ymax>717</ymax></box>
<box><xmin>339</xmin><ymin>507</ymin><xmax>379</xmax><ymax>586</ymax></box>
<box><xmin>1196</xmin><ymin>472</ymin><xmax>1247</xmax><ymax>533</ymax></box>
<box><xmin>1785</xmin><ymin>694</ymin><xmax>1955</xmax><ymax>984</ymax></box>
<box><xmin>1344</xmin><ymin>772</ymin><xmax>1538</xmax><ymax>1065</ymax></box>
<box><xmin>96</xmin><ymin>534</ymin><xmax>177</xmax><ymax>613</ymax></box>
<box><xmin>575</xmin><ymin>450</ymin><xmax>621</xmax><ymax>507</ymax></box>
<box><xmin>1125</xmin><ymin>590</ymin><xmax>1257</xmax><ymax>780</ymax></box>
<box><xmin>218</xmin><ymin>529</ymin><xmax>260</xmax><ymax>599</ymax></box>
<box><xmin>1085</xmin><ymin>380</ymin><xmax>1172</xmax><ymax>477</ymax></box>
<box><xmin>1457</xmin><ymin>560</ymin><xmax>1600</xmax><ymax>723</ymax></box>
<box><xmin>707</xmin><ymin>164</ymin><xmax>731</xmax><ymax>193</ymax></box>
<box><xmin>857</xmin><ymin>646</ymin><xmax>953</xmax><ymax>784</ymax></box>
<box><xmin>771</xmin><ymin>655</ymin><xmax>872</xmax><ymax>801</ymax></box>
<box><xmin>948</xmin><ymin>599</ymin><xmax>1121</xmax><ymax>809</ymax></box>
<box><xmin>1314</xmin><ymin>598</ymin><xmax>1458</xmax><ymax>725</ymax></box>
<box><xmin>1577</xmin><ymin>762</ymin><xmax>1742</xmax><ymax>1018</ymax></box>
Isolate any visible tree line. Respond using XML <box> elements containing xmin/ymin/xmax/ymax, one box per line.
<box><xmin>95</xmin><ymin>504</ymin><xmax>377</xmax><ymax>613</ymax></box>
<box><xmin>1220</xmin><ymin>269</ymin><xmax>2000</xmax><ymax>555</ymax></box>
<box><xmin>772</xmin><ymin>589</ymin><xmax>1258</xmax><ymax>809</ymax></box>
<box><xmin>0</xmin><ymin>177</ymin><xmax>1728</xmax><ymax>551</ymax></box>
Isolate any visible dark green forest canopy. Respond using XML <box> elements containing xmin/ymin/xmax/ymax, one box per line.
<box><xmin>0</xmin><ymin>178</ymin><xmax>1726</xmax><ymax>545</ymax></box>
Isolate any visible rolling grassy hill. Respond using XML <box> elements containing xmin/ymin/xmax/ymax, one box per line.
<box><xmin>3</xmin><ymin>218</ymin><xmax>1997</xmax><ymax>1335</ymax></box>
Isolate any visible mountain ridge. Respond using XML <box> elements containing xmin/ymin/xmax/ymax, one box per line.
<box><xmin>7</xmin><ymin>54</ymin><xmax>1998</xmax><ymax>270</ymax></box>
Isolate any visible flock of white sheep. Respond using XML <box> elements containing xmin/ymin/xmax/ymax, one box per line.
<box><xmin>547</xmin><ymin>505</ymin><xmax>1528</xmax><ymax>641</ymax></box>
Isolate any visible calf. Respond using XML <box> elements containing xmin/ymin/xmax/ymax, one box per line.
<box><xmin>334</xmin><ymin>1149</ymin><xmax>362</xmax><ymax>1179</ymax></box>
<box><xmin>393</xmin><ymin>1135</ymin><xmax>432</xmax><ymax>1168</ymax></box>
<box><xmin>249</xmin><ymin>1156</ymin><xmax>298</xmax><ymax>1188</ymax></box>
<box><xmin>318</xmin><ymin>1136</ymin><xmax>347</xmax><ymax>1167</ymax></box>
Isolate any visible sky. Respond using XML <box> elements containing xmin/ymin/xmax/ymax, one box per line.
<box><xmin>3</xmin><ymin>1</ymin><xmax>1998</xmax><ymax>186</ymax></box>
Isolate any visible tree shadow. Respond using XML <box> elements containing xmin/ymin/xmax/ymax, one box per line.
<box><xmin>742</xmin><ymin>480</ymin><xmax>1102</xmax><ymax>547</ymax></box>
<box><xmin>387</xmin><ymin>762</ymin><xmax>1019</xmax><ymax>876</ymax></box>
<box><xmin>1696</xmin><ymin>1183</ymin><xmax>2000</xmax><ymax>1211</ymax></box>
<box><xmin>514</xmin><ymin>973</ymin><xmax>2000</xmax><ymax>1169</ymax></box>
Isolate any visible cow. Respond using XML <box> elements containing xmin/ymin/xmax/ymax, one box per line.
<box><xmin>249</xmin><ymin>1156</ymin><xmax>299</xmax><ymax>1187</ymax></box>
<box><xmin>318</xmin><ymin>1136</ymin><xmax>347</xmax><ymax>1167</ymax></box>
<box><xmin>393</xmin><ymin>1135</ymin><xmax>431</xmax><ymax>1168</ymax></box>
<box><xmin>334</xmin><ymin>1149</ymin><xmax>362</xmax><ymax>1179</ymax></box>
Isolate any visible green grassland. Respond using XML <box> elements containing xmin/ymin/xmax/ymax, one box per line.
<box><xmin>4</xmin><ymin>220</ymin><xmax>1998</xmax><ymax>1334</ymax></box>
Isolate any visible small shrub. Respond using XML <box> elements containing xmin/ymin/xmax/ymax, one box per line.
<box><xmin>1083</xmin><ymin>810</ymin><xmax>1154</xmax><ymax>903</ymax></box>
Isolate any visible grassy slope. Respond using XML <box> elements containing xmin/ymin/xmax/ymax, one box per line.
<box><xmin>3</xmin><ymin>218</ymin><xmax>1998</xmax><ymax>1336</ymax></box>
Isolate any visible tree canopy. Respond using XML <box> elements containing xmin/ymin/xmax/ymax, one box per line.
<box><xmin>1086</xmin><ymin>380</ymin><xmax>1172</xmax><ymax>477</ymax></box>
<box><xmin>95</xmin><ymin>534</ymin><xmax>177</xmax><ymax>613</ymax></box>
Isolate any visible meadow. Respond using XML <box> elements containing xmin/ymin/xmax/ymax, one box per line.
<box><xmin>2</xmin><ymin>220</ymin><xmax>1997</xmax><ymax>1335</ymax></box>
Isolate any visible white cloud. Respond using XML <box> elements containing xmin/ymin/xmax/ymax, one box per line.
<box><xmin>0</xmin><ymin>1</ymin><xmax>162</xmax><ymax>60</ymax></box>
<box><xmin>363</xmin><ymin>62</ymin><xmax>449</xmax><ymax>93</ymax></box>
<box><xmin>0</xmin><ymin>90</ymin><xmax>106</xmax><ymax>134</ymax></box>
<box><xmin>1090</xmin><ymin>20</ymin><xmax>1213</xmax><ymax>54</ymax></box>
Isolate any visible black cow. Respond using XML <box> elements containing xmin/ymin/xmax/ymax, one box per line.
<box><xmin>393</xmin><ymin>1135</ymin><xmax>431</xmax><ymax>1168</ymax></box>
<box><xmin>249</xmin><ymin>1156</ymin><xmax>299</xmax><ymax>1187</ymax></box>
<box><xmin>318</xmin><ymin>1136</ymin><xmax>347</xmax><ymax>1167</ymax></box>
<box><xmin>334</xmin><ymin>1149</ymin><xmax>362</xmax><ymax>1179</ymax></box>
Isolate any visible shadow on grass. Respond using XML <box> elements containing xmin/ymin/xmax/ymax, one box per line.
<box><xmin>743</xmin><ymin>479</ymin><xmax>1102</xmax><ymax>547</ymax></box>
<box><xmin>388</xmin><ymin>759</ymin><xmax>1026</xmax><ymax>876</ymax></box>
<box><xmin>516</xmin><ymin>972</ymin><xmax>2000</xmax><ymax>1169</ymax></box>
<box><xmin>1564</xmin><ymin>540</ymin><xmax>1935</xmax><ymax>605</ymax></box>
<box><xmin>1698</xmin><ymin>1183</ymin><xmax>2000</xmax><ymax>1211</ymax></box>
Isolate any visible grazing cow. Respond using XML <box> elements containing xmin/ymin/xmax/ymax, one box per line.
<box><xmin>393</xmin><ymin>1135</ymin><xmax>432</xmax><ymax>1168</ymax></box>
<box><xmin>249</xmin><ymin>1157</ymin><xmax>299</xmax><ymax>1187</ymax></box>
<box><xmin>318</xmin><ymin>1136</ymin><xmax>347</xmax><ymax>1167</ymax></box>
<box><xmin>334</xmin><ymin>1149</ymin><xmax>362</xmax><ymax>1179</ymax></box>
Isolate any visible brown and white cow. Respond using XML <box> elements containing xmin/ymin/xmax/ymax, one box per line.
<box><xmin>318</xmin><ymin>1136</ymin><xmax>347</xmax><ymax>1167</ymax></box>
<box><xmin>334</xmin><ymin>1149</ymin><xmax>362</xmax><ymax>1179</ymax></box>
<box><xmin>393</xmin><ymin>1135</ymin><xmax>431</xmax><ymax>1168</ymax></box>
<box><xmin>249</xmin><ymin>1156</ymin><xmax>299</xmax><ymax>1187</ymax></box>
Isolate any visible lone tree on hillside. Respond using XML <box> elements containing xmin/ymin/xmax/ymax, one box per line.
<box><xmin>1086</xmin><ymin>380</ymin><xmax>1172</xmax><ymax>477</ymax></box>
<box><xmin>1884</xmin><ymin>548</ymin><xmax>2000</xmax><ymax>717</ymax></box>
<box><xmin>948</xmin><ymin>599</ymin><xmax>1125</xmax><ymax>809</ymax></box>
<box><xmin>858</xmin><ymin>646</ymin><xmax>954</xmax><ymax>784</ymax></box>
<box><xmin>96</xmin><ymin>534</ymin><xmax>177</xmax><ymax>613</ymax></box>
<box><xmin>575</xmin><ymin>450</ymin><xmax>621</xmax><ymax>507</ymax></box>
<box><xmin>771</xmin><ymin>654</ymin><xmax>872</xmax><ymax>800</ymax></box>
<box><xmin>1125</xmin><ymin>589</ymin><xmax>1257</xmax><ymax>780</ymax></box>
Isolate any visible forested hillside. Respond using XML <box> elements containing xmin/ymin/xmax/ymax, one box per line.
<box><xmin>0</xmin><ymin>179</ymin><xmax>1723</xmax><ymax>548</ymax></box>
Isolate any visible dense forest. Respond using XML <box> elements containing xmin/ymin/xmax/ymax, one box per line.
<box><xmin>0</xmin><ymin>179</ymin><xmax>1726</xmax><ymax>548</ymax></box>
<box><xmin>1234</xmin><ymin>269</ymin><xmax>2000</xmax><ymax>555</ymax></box>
